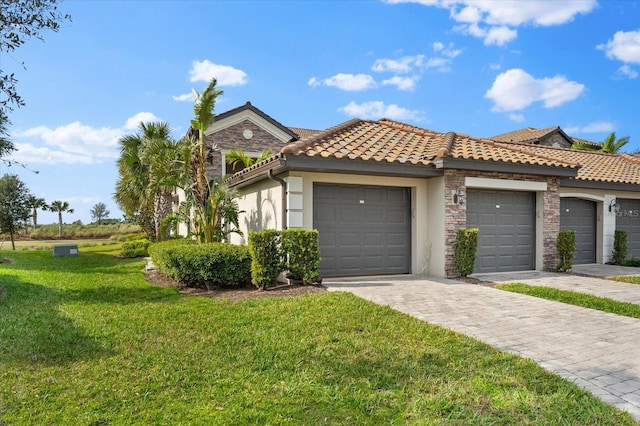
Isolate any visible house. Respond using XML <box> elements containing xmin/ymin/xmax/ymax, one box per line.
<box><xmin>184</xmin><ymin>102</ymin><xmax>640</xmax><ymax>278</ymax></box>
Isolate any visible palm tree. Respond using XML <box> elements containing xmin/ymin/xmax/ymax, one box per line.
<box><xmin>572</xmin><ymin>132</ymin><xmax>630</xmax><ymax>154</ymax></box>
<box><xmin>26</xmin><ymin>196</ymin><xmax>48</xmax><ymax>228</ymax></box>
<box><xmin>48</xmin><ymin>200</ymin><xmax>74</xmax><ymax>238</ymax></box>
<box><xmin>114</xmin><ymin>121</ymin><xmax>184</xmax><ymax>241</ymax></box>
<box><xmin>225</xmin><ymin>148</ymin><xmax>273</xmax><ymax>175</ymax></box>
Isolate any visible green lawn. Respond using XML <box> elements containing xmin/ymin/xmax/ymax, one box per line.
<box><xmin>0</xmin><ymin>247</ymin><xmax>636</xmax><ymax>425</ymax></box>
<box><xmin>497</xmin><ymin>283</ymin><xmax>640</xmax><ymax>320</ymax></box>
<box><xmin>611</xmin><ymin>275</ymin><xmax>640</xmax><ymax>285</ymax></box>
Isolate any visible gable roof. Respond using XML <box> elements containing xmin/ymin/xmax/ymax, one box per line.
<box><xmin>491</xmin><ymin>126</ymin><xmax>571</xmax><ymax>144</ymax></box>
<box><xmin>288</xmin><ymin>127</ymin><xmax>322</xmax><ymax>140</ymax></box>
<box><xmin>207</xmin><ymin>101</ymin><xmax>299</xmax><ymax>141</ymax></box>
<box><xmin>280</xmin><ymin>118</ymin><xmax>578</xmax><ymax>170</ymax></box>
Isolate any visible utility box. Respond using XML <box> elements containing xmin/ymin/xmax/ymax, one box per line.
<box><xmin>53</xmin><ymin>244</ymin><xmax>79</xmax><ymax>257</ymax></box>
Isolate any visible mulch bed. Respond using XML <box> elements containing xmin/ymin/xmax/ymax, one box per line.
<box><xmin>145</xmin><ymin>269</ymin><xmax>327</xmax><ymax>302</ymax></box>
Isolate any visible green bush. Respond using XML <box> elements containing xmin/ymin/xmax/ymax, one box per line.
<box><xmin>282</xmin><ymin>229</ymin><xmax>322</xmax><ymax>284</ymax></box>
<box><xmin>621</xmin><ymin>258</ymin><xmax>640</xmax><ymax>267</ymax></box>
<box><xmin>556</xmin><ymin>230</ymin><xmax>576</xmax><ymax>272</ymax></box>
<box><xmin>149</xmin><ymin>239</ymin><xmax>250</xmax><ymax>289</ymax></box>
<box><xmin>248</xmin><ymin>230</ymin><xmax>283</xmax><ymax>290</ymax></box>
<box><xmin>121</xmin><ymin>239</ymin><xmax>152</xmax><ymax>258</ymax></box>
<box><xmin>453</xmin><ymin>228</ymin><xmax>478</xmax><ymax>277</ymax></box>
<box><xmin>612</xmin><ymin>230</ymin><xmax>628</xmax><ymax>265</ymax></box>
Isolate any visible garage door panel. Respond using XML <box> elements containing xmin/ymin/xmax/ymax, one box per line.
<box><xmin>314</xmin><ymin>183</ymin><xmax>411</xmax><ymax>277</ymax></box>
<box><xmin>468</xmin><ymin>189</ymin><xmax>535</xmax><ymax>273</ymax></box>
<box><xmin>616</xmin><ymin>199</ymin><xmax>640</xmax><ymax>258</ymax></box>
<box><xmin>560</xmin><ymin>198</ymin><xmax>596</xmax><ymax>264</ymax></box>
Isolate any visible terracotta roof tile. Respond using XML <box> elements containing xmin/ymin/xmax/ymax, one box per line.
<box><xmin>288</xmin><ymin>127</ymin><xmax>322</xmax><ymax>140</ymax></box>
<box><xmin>491</xmin><ymin>126</ymin><xmax>561</xmax><ymax>143</ymax></box>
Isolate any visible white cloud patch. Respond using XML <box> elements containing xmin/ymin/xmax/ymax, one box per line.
<box><xmin>124</xmin><ymin>112</ymin><xmax>161</xmax><ymax>130</ymax></box>
<box><xmin>597</xmin><ymin>30</ymin><xmax>640</xmax><ymax>64</ymax></box>
<box><xmin>372</xmin><ymin>55</ymin><xmax>425</xmax><ymax>73</ymax></box>
<box><xmin>381</xmin><ymin>75</ymin><xmax>420</xmax><ymax>91</ymax></box>
<box><xmin>485</xmin><ymin>68</ymin><xmax>585</xmax><ymax>111</ymax></box>
<box><xmin>567</xmin><ymin>122</ymin><xmax>615</xmax><ymax>134</ymax></box>
<box><xmin>509</xmin><ymin>113</ymin><xmax>525</xmax><ymax>123</ymax></box>
<box><xmin>10</xmin><ymin>112</ymin><xmax>163</xmax><ymax>165</ymax></box>
<box><xmin>189</xmin><ymin>59</ymin><xmax>248</xmax><ymax>86</ymax></box>
<box><xmin>386</xmin><ymin>0</ymin><xmax>597</xmax><ymax>45</ymax></box>
<box><xmin>618</xmin><ymin>65</ymin><xmax>639</xmax><ymax>79</ymax></box>
<box><xmin>338</xmin><ymin>101</ymin><xmax>425</xmax><ymax>121</ymax></box>
<box><xmin>172</xmin><ymin>92</ymin><xmax>194</xmax><ymax>102</ymax></box>
<box><xmin>308</xmin><ymin>73</ymin><xmax>377</xmax><ymax>91</ymax></box>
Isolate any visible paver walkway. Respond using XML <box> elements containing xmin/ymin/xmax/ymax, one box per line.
<box><xmin>323</xmin><ymin>275</ymin><xmax>640</xmax><ymax>420</ymax></box>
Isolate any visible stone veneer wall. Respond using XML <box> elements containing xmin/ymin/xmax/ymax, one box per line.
<box><xmin>540</xmin><ymin>133</ymin><xmax>572</xmax><ymax>148</ymax></box>
<box><xmin>444</xmin><ymin>169</ymin><xmax>560</xmax><ymax>277</ymax></box>
<box><xmin>203</xmin><ymin>119</ymin><xmax>290</xmax><ymax>180</ymax></box>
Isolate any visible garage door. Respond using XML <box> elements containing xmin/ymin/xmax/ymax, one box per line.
<box><xmin>560</xmin><ymin>198</ymin><xmax>596</xmax><ymax>264</ymax></box>
<box><xmin>313</xmin><ymin>183</ymin><xmax>411</xmax><ymax>277</ymax></box>
<box><xmin>467</xmin><ymin>189</ymin><xmax>535</xmax><ymax>273</ymax></box>
<box><xmin>616</xmin><ymin>199</ymin><xmax>640</xmax><ymax>258</ymax></box>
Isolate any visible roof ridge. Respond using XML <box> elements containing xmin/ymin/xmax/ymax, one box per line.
<box><xmin>377</xmin><ymin>118</ymin><xmax>440</xmax><ymax>136</ymax></box>
<box><xmin>436</xmin><ymin>132</ymin><xmax>456</xmax><ymax>158</ymax></box>
<box><xmin>620</xmin><ymin>153</ymin><xmax>640</xmax><ymax>166</ymax></box>
<box><xmin>485</xmin><ymin>139</ymin><xmax>581</xmax><ymax>169</ymax></box>
<box><xmin>281</xmin><ymin>118</ymin><xmax>363</xmax><ymax>155</ymax></box>
<box><xmin>498</xmin><ymin>139</ymin><xmax>617</xmax><ymax>156</ymax></box>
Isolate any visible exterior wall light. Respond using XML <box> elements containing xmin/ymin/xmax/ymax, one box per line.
<box><xmin>609</xmin><ymin>198</ymin><xmax>619</xmax><ymax>213</ymax></box>
<box><xmin>453</xmin><ymin>187</ymin><xmax>465</xmax><ymax>205</ymax></box>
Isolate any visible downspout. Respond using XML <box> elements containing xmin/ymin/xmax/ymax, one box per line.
<box><xmin>268</xmin><ymin>169</ymin><xmax>287</xmax><ymax>229</ymax></box>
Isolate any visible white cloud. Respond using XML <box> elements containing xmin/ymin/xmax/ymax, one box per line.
<box><xmin>485</xmin><ymin>68</ymin><xmax>584</xmax><ymax>111</ymax></box>
<box><xmin>387</xmin><ymin>0</ymin><xmax>597</xmax><ymax>45</ymax></box>
<box><xmin>10</xmin><ymin>112</ymin><xmax>163</xmax><ymax>165</ymax></box>
<box><xmin>597</xmin><ymin>30</ymin><xmax>640</xmax><ymax>64</ymax></box>
<box><xmin>372</xmin><ymin>55</ymin><xmax>425</xmax><ymax>73</ymax></box>
<box><xmin>509</xmin><ymin>113</ymin><xmax>525</xmax><ymax>123</ymax></box>
<box><xmin>382</xmin><ymin>75</ymin><xmax>420</xmax><ymax>91</ymax></box>
<box><xmin>308</xmin><ymin>73</ymin><xmax>377</xmax><ymax>91</ymax></box>
<box><xmin>172</xmin><ymin>93</ymin><xmax>194</xmax><ymax>102</ymax></box>
<box><xmin>338</xmin><ymin>101</ymin><xmax>425</xmax><ymax>121</ymax></box>
<box><xmin>124</xmin><ymin>112</ymin><xmax>161</xmax><ymax>130</ymax></box>
<box><xmin>567</xmin><ymin>122</ymin><xmax>615</xmax><ymax>134</ymax></box>
<box><xmin>433</xmin><ymin>41</ymin><xmax>462</xmax><ymax>58</ymax></box>
<box><xmin>618</xmin><ymin>65</ymin><xmax>639</xmax><ymax>79</ymax></box>
<box><xmin>189</xmin><ymin>59</ymin><xmax>248</xmax><ymax>86</ymax></box>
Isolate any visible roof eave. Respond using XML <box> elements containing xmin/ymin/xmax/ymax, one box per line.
<box><xmin>434</xmin><ymin>158</ymin><xmax>579</xmax><ymax>178</ymax></box>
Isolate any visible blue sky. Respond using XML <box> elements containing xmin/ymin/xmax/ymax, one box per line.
<box><xmin>3</xmin><ymin>0</ymin><xmax>640</xmax><ymax>225</ymax></box>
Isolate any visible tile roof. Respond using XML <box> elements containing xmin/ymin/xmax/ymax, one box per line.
<box><xmin>288</xmin><ymin>127</ymin><xmax>322</xmax><ymax>140</ymax></box>
<box><xmin>491</xmin><ymin>126</ymin><xmax>563</xmax><ymax>143</ymax></box>
<box><xmin>496</xmin><ymin>142</ymin><xmax>640</xmax><ymax>185</ymax></box>
<box><xmin>280</xmin><ymin>118</ymin><xmax>578</xmax><ymax>170</ymax></box>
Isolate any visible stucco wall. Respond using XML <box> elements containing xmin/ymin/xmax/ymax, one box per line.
<box><xmin>231</xmin><ymin>178</ymin><xmax>283</xmax><ymax>245</ymax></box>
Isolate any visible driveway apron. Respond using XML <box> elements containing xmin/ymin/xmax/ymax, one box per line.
<box><xmin>324</xmin><ymin>275</ymin><xmax>640</xmax><ymax>420</ymax></box>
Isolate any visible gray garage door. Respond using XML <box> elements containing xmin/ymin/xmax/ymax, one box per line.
<box><xmin>313</xmin><ymin>183</ymin><xmax>411</xmax><ymax>277</ymax></box>
<box><xmin>616</xmin><ymin>199</ymin><xmax>640</xmax><ymax>258</ymax></box>
<box><xmin>467</xmin><ymin>189</ymin><xmax>535</xmax><ymax>273</ymax></box>
<box><xmin>560</xmin><ymin>198</ymin><xmax>597</xmax><ymax>264</ymax></box>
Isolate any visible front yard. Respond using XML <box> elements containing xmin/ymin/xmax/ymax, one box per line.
<box><xmin>0</xmin><ymin>246</ymin><xmax>636</xmax><ymax>424</ymax></box>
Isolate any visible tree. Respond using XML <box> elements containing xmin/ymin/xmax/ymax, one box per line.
<box><xmin>0</xmin><ymin>113</ymin><xmax>15</xmax><ymax>160</ymax></box>
<box><xmin>26</xmin><ymin>195</ymin><xmax>48</xmax><ymax>228</ymax></box>
<box><xmin>225</xmin><ymin>148</ymin><xmax>273</xmax><ymax>175</ymax></box>
<box><xmin>48</xmin><ymin>200</ymin><xmax>74</xmax><ymax>238</ymax></box>
<box><xmin>114</xmin><ymin>121</ymin><xmax>185</xmax><ymax>241</ymax></box>
<box><xmin>0</xmin><ymin>174</ymin><xmax>32</xmax><ymax>250</ymax></box>
<box><xmin>90</xmin><ymin>202</ymin><xmax>110</xmax><ymax>225</ymax></box>
<box><xmin>572</xmin><ymin>132</ymin><xmax>630</xmax><ymax>154</ymax></box>
<box><xmin>1</xmin><ymin>0</ymin><xmax>71</xmax><ymax>116</ymax></box>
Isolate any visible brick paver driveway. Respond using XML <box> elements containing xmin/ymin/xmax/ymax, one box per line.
<box><xmin>324</xmin><ymin>275</ymin><xmax>640</xmax><ymax>420</ymax></box>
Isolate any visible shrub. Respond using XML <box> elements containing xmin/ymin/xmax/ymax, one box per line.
<box><xmin>612</xmin><ymin>230</ymin><xmax>628</xmax><ymax>265</ymax></box>
<box><xmin>248</xmin><ymin>230</ymin><xmax>283</xmax><ymax>290</ymax></box>
<box><xmin>121</xmin><ymin>238</ymin><xmax>151</xmax><ymax>258</ymax></box>
<box><xmin>621</xmin><ymin>258</ymin><xmax>640</xmax><ymax>267</ymax></box>
<box><xmin>149</xmin><ymin>239</ymin><xmax>250</xmax><ymax>289</ymax></box>
<box><xmin>282</xmin><ymin>229</ymin><xmax>322</xmax><ymax>284</ymax></box>
<box><xmin>556</xmin><ymin>230</ymin><xmax>576</xmax><ymax>272</ymax></box>
<box><xmin>453</xmin><ymin>228</ymin><xmax>478</xmax><ymax>277</ymax></box>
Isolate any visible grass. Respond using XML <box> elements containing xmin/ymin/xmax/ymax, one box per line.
<box><xmin>0</xmin><ymin>238</ymin><xmax>118</xmax><ymax>251</ymax></box>
<box><xmin>611</xmin><ymin>275</ymin><xmax>640</xmax><ymax>285</ymax></box>
<box><xmin>0</xmin><ymin>247</ymin><xmax>636</xmax><ymax>425</ymax></box>
<box><xmin>497</xmin><ymin>283</ymin><xmax>640</xmax><ymax>320</ymax></box>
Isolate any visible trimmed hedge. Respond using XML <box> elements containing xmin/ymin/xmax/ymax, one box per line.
<box><xmin>121</xmin><ymin>238</ymin><xmax>152</xmax><ymax>258</ymax></box>
<box><xmin>248</xmin><ymin>230</ymin><xmax>283</xmax><ymax>290</ymax></box>
<box><xmin>556</xmin><ymin>230</ymin><xmax>576</xmax><ymax>272</ymax></box>
<box><xmin>149</xmin><ymin>239</ymin><xmax>251</xmax><ymax>289</ymax></box>
<box><xmin>453</xmin><ymin>228</ymin><xmax>478</xmax><ymax>277</ymax></box>
<box><xmin>612</xmin><ymin>230</ymin><xmax>628</xmax><ymax>265</ymax></box>
<box><xmin>282</xmin><ymin>229</ymin><xmax>321</xmax><ymax>284</ymax></box>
